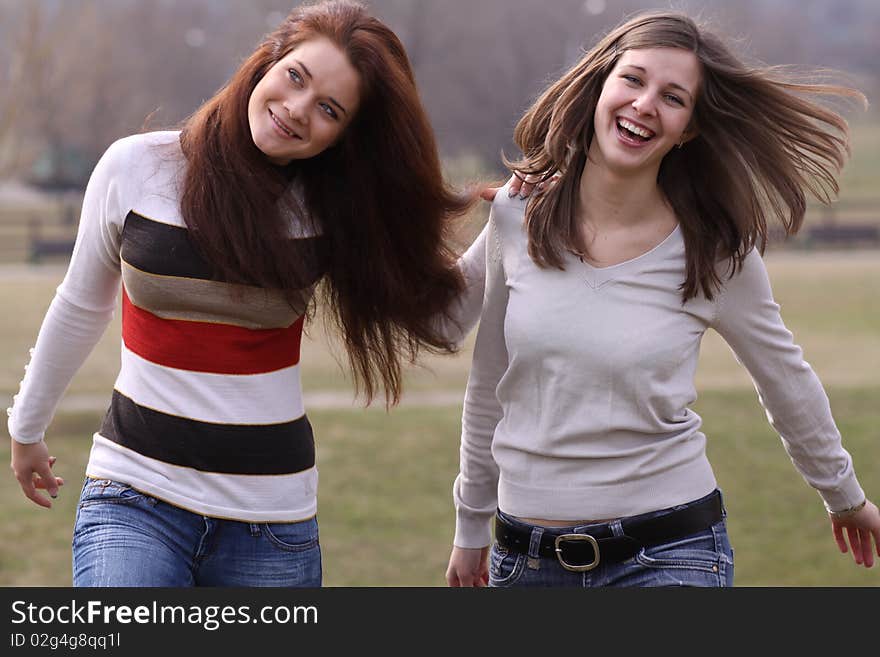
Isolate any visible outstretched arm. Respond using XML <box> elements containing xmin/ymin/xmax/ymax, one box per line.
<box><xmin>8</xmin><ymin>139</ymin><xmax>126</xmax><ymax>507</ymax></box>
<box><xmin>713</xmin><ymin>249</ymin><xmax>874</xmax><ymax>567</ymax></box>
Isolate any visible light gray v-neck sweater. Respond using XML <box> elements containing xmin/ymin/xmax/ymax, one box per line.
<box><xmin>453</xmin><ymin>187</ymin><xmax>864</xmax><ymax>549</ymax></box>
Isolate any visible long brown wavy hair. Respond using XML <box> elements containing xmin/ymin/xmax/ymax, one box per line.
<box><xmin>178</xmin><ymin>0</ymin><xmax>472</xmax><ymax>404</ymax></box>
<box><xmin>508</xmin><ymin>11</ymin><xmax>867</xmax><ymax>300</ymax></box>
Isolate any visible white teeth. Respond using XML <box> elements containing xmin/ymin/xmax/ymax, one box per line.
<box><xmin>271</xmin><ymin>111</ymin><xmax>296</xmax><ymax>138</ymax></box>
<box><xmin>617</xmin><ymin>118</ymin><xmax>654</xmax><ymax>139</ymax></box>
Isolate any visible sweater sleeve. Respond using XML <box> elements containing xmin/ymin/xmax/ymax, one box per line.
<box><xmin>431</xmin><ymin>222</ymin><xmax>488</xmax><ymax>346</ymax></box>
<box><xmin>452</xmin><ymin>203</ymin><xmax>510</xmax><ymax>548</ymax></box>
<box><xmin>7</xmin><ymin>139</ymin><xmax>127</xmax><ymax>444</ymax></box>
<box><xmin>711</xmin><ymin>249</ymin><xmax>865</xmax><ymax>512</ymax></box>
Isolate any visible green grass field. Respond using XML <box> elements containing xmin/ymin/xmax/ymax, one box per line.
<box><xmin>1</xmin><ymin>393</ymin><xmax>877</xmax><ymax>587</ymax></box>
<box><xmin>0</xmin><ymin>249</ymin><xmax>877</xmax><ymax>587</ymax></box>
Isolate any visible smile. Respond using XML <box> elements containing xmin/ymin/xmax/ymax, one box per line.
<box><xmin>269</xmin><ymin>109</ymin><xmax>301</xmax><ymax>140</ymax></box>
<box><xmin>616</xmin><ymin>117</ymin><xmax>655</xmax><ymax>142</ymax></box>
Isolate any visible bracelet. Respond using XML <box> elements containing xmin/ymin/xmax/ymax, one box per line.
<box><xmin>829</xmin><ymin>498</ymin><xmax>867</xmax><ymax>519</ymax></box>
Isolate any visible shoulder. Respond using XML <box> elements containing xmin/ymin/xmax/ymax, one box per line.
<box><xmin>489</xmin><ymin>180</ymin><xmax>527</xmax><ymax>214</ymax></box>
<box><xmin>84</xmin><ymin>132</ymin><xmax>183</xmax><ymax>224</ymax></box>
<box><xmin>488</xmin><ymin>179</ymin><xmax>527</xmax><ymax>237</ymax></box>
<box><xmin>714</xmin><ymin>247</ymin><xmax>774</xmax><ymax>318</ymax></box>
<box><xmin>100</xmin><ymin>131</ymin><xmax>182</xmax><ymax>168</ymax></box>
<box><xmin>719</xmin><ymin>247</ymin><xmax>770</xmax><ymax>286</ymax></box>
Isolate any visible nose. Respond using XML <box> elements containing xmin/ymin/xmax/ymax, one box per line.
<box><xmin>283</xmin><ymin>95</ymin><xmax>309</xmax><ymax>126</ymax></box>
<box><xmin>631</xmin><ymin>92</ymin><xmax>657</xmax><ymax>117</ymax></box>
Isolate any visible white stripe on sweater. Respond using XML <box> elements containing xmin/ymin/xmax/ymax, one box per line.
<box><xmin>115</xmin><ymin>344</ymin><xmax>305</xmax><ymax>425</ymax></box>
<box><xmin>87</xmin><ymin>435</ymin><xmax>318</xmax><ymax>522</ymax></box>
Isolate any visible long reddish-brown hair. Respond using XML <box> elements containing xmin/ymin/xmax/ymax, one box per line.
<box><xmin>509</xmin><ymin>11</ymin><xmax>866</xmax><ymax>301</ymax></box>
<box><xmin>179</xmin><ymin>0</ymin><xmax>472</xmax><ymax>404</ymax></box>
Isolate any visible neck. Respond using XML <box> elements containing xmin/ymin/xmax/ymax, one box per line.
<box><xmin>577</xmin><ymin>150</ymin><xmax>665</xmax><ymax>230</ymax></box>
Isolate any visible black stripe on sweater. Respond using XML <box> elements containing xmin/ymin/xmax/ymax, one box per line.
<box><xmin>121</xmin><ymin>212</ymin><xmax>215</xmax><ymax>281</ymax></box>
<box><xmin>99</xmin><ymin>390</ymin><xmax>315</xmax><ymax>475</ymax></box>
<box><xmin>121</xmin><ymin>211</ymin><xmax>326</xmax><ymax>285</ymax></box>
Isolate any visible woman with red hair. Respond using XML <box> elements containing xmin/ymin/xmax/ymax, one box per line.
<box><xmin>8</xmin><ymin>0</ymin><xmax>485</xmax><ymax>587</ymax></box>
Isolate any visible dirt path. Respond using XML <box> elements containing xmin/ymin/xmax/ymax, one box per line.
<box><xmin>54</xmin><ymin>390</ymin><xmax>464</xmax><ymax>413</ymax></box>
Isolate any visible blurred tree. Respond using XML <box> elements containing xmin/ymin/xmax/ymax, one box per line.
<box><xmin>0</xmin><ymin>0</ymin><xmax>876</xmax><ymax>185</ymax></box>
<box><xmin>0</xmin><ymin>0</ymin><xmax>81</xmax><ymax>179</ymax></box>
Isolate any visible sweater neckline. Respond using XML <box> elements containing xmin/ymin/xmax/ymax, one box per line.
<box><xmin>574</xmin><ymin>223</ymin><xmax>682</xmax><ymax>288</ymax></box>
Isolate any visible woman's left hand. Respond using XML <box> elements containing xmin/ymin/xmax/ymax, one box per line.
<box><xmin>830</xmin><ymin>499</ymin><xmax>880</xmax><ymax>567</ymax></box>
<box><xmin>479</xmin><ymin>172</ymin><xmax>557</xmax><ymax>202</ymax></box>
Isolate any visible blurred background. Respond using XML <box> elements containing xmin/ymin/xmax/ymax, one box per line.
<box><xmin>0</xmin><ymin>0</ymin><xmax>878</xmax><ymax>586</ymax></box>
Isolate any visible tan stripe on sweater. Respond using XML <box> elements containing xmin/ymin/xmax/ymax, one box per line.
<box><xmin>121</xmin><ymin>260</ymin><xmax>312</xmax><ymax>329</ymax></box>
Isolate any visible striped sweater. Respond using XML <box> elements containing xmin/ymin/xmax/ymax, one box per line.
<box><xmin>8</xmin><ymin>131</ymin><xmax>485</xmax><ymax>522</ymax></box>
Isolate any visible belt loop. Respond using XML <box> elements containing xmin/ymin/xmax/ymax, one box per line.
<box><xmin>527</xmin><ymin>526</ymin><xmax>545</xmax><ymax>559</ymax></box>
<box><xmin>527</xmin><ymin>525</ymin><xmax>544</xmax><ymax>570</ymax></box>
<box><xmin>610</xmin><ymin>519</ymin><xmax>625</xmax><ymax>538</ymax></box>
<box><xmin>716</xmin><ymin>489</ymin><xmax>727</xmax><ymax>519</ymax></box>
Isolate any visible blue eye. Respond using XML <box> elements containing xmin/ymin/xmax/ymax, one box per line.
<box><xmin>665</xmin><ymin>94</ymin><xmax>685</xmax><ymax>106</ymax></box>
<box><xmin>319</xmin><ymin>103</ymin><xmax>339</xmax><ymax>120</ymax></box>
<box><xmin>287</xmin><ymin>68</ymin><xmax>303</xmax><ymax>84</ymax></box>
<box><xmin>623</xmin><ymin>74</ymin><xmax>641</xmax><ymax>84</ymax></box>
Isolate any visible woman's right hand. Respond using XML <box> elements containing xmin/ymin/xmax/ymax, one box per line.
<box><xmin>446</xmin><ymin>545</ymin><xmax>490</xmax><ymax>587</ymax></box>
<box><xmin>10</xmin><ymin>440</ymin><xmax>64</xmax><ymax>508</ymax></box>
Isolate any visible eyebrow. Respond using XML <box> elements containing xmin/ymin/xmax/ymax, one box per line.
<box><xmin>623</xmin><ymin>64</ymin><xmax>694</xmax><ymax>101</ymax></box>
<box><xmin>294</xmin><ymin>60</ymin><xmax>349</xmax><ymax>115</ymax></box>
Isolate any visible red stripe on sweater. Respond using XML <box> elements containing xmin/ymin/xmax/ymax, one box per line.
<box><xmin>122</xmin><ymin>288</ymin><xmax>303</xmax><ymax>374</ymax></box>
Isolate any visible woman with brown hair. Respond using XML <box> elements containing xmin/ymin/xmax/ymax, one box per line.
<box><xmin>8</xmin><ymin>0</ymin><xmax>485</xmax><ymax>586</ymax></box>
<box><xmin>447</xmin><ymin>10</ymin><xmax>879</xmax><ymax>587</ymax></box>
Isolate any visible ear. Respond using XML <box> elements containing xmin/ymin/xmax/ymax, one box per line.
<box><xmin>680</xmin><ymin>121</ymin><xmax>699</xmax><ymax>145</ymax></box>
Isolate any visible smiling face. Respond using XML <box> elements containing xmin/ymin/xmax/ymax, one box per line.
<box><xmin>247</xmin><ymin>37</ymin><xmax>361</xmax><ymax>165</ymax></box>
<box><xmin>589</xmin><ymin>47</ymin><xmax>701</xmax><ymax>177</ymax></box>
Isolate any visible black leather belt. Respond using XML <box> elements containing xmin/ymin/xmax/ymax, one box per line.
<box><xmin>494</xmin><ymin>490</ymin><xmax>723</xmax><ymax>572</ymax></box>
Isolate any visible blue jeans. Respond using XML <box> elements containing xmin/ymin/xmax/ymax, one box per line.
<box><xmin>72</xmin><ymin>478</ymin><xmax>322</xmax><ymax>587</ymax></box>
<box><xmin>489</xmin><ymin>492</ymin><xmax>735</xmax><ymax>587</ymax></box>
